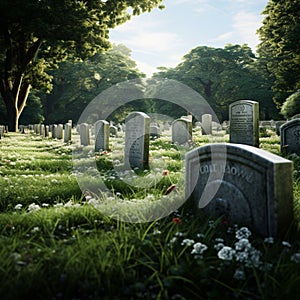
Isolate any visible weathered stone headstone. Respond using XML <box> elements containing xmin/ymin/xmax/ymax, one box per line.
<box><xmin>79</xmin><ymin>123</ymin><xmax>90</xmax><ymax>146</ymax></box>
<box><xmin>291</xmin><ymin>114</ymin><xmax>300</xmax><ymax>120</ymax></box>
<box><xmin>185</xmin><ymin>143</ymin><xmax>293</xmax><ymax>237</ymax></box>
<box><xmin>45</xmin><ymin>125</ymin><xmax>49</xmax><ymax>137</ymax></box>
<box><xmin>150</xmin><ymin>125</ymin><xmax>160</xmax><ymax>139</ymax></box>
<box><xmin>172</xmin><ymin>118</ymin><xmax>192</xmax><ymax>145</ymax></box>
<box><xmin>64</xmin><ymin>123</ymin><xmax>72</xmax><ymax>143</ymax></box>
<box><xmin>201</xmin><ymin>114</ymin><xmax>212</xmax><ymax>135</ymax></box>
<box><xmin>94</xmin><ymin>120</ymin><xmax>109</xmax><ymax>152</ymax></box>
<box><xmin>40</xmin><ymin>124</ymin><xmax>45</xmax><ymax>137</ymax></box>
<box><xmin>275</xmin><ymin>121</ymin><xmax>286</xmax><ymax>136</ymax></box>
<box><xmin>57</xmin><ymin>124</ymin><xmax>63</xmax><ymax>139</ymax></box>
<box><xmin>229</xmin><ymin>100</ymin><xmax>259</xmax><ymax>147</ymax></box>
<box><xmin>52</xmin><ymin>125</ymin><xmax>58</xmax><ymax>139</ymax></box>
<box><xmin>124</xmin><ymin>112</ymin><xmax>150</xmax><ymax>170</ymax></box>
<box><xmin>109</xmin><ymin>125</ymin><xmax>118</xmax><ymax>137</ymax></box>
<box><xmin>280</xmin><ymin>118</ymin><xmax>300</xmax><ymax>155</ymax></box>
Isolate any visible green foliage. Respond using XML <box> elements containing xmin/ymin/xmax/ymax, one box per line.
<box><xmin>154</xmin><ymin>44</ymin><xmax>279</xmax><ymax>121</ymax></box>
<box><xmin>280</xmin><ymin>90</ymin><xmax>300</xmax><ymax>119</ymax></box>
<box><xmin>0</xmin><ymin>0</ymin><xmax>163</xmax><ymax>131</ymax></box>
<box><xmin>43</xmin><ymin>44</ymin><xmax>145</xmax><ymax>124</ymax></box>
<box><xmin>257</xmin><ymin>0</ymin><xmax>300</xmax><ymax>107</ymax></box>
<box><xmin>1</xmin><ymin>130</ymin><xmax>300</xmax><ymax>299</ymax></box>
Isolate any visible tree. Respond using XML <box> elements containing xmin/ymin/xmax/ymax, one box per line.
<box><xmin>154</xmin><ymin>44</ymin><xmax>279</xmax><ymax>121</ymax></box>
<box><xmin>280</xmin><ymin>90</ymin><xmax>300</xmax><ymax>119</ymax></box>
<box><xmin>0</xmin><ymin>0</ymin><xmax>163</xmax><ymax>131</ymax></box>
<box><xmin>43</xmin><ymin>44</ymin><xmax>146</xmax><ymax>124</ymax></box>
<box><xmin>257</xmin><ymin>0</ymin><xmax>300</xmax><ymax>107</ymax></box>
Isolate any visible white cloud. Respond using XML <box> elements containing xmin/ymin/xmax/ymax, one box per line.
<box><xmin>212</xmin><ymin>31</ymin><xmax>235</xmax><ymax>42</ymax></box>
<box><xmin>232</xmin><ymin>11</ymin><xmax>263</xmax><ymax>49</ymax></box>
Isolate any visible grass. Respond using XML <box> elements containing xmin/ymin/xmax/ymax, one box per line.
<box><xmin>0</xmin><ymin>128</ymin><xmax>300</xmax><ymax>299</ymax></box>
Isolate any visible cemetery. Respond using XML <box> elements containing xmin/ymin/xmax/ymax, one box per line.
<box><xmin>1</xmin><ymin>111</ymin><xmax>300</xmax><ymax>299</ymax></box>
<box><xmin>0</xmin><ymin>1</ymin><xmax>299</xmax><ymax>299</ymax></box>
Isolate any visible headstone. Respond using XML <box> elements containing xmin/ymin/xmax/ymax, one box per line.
<box><xmin>124</xmin><ymin>112</ymin><xmax>150</xmax><ymax>170</ymax></box>
<box><xmin>280</xmin><ymin>118</ymin><xmax>300</xmax><ymax>155</ymax></box>
<box><xmin>109</xmin><ymin>125</ymin><xmax>118</xmax><ymax>137</ymax></box>
<box><xmin>52</xmin><ymin>125</ymin><xmax>58</xmax><ymax>139</ymax></box>
<box><xmin>94</xmin><ymin>120</ymin><xmax>109</xmax><ymax>152</ymax></box>
<box><xmin>57</xmin><ymin>124</ymin><xmax>63</xmax><ymax>139</ymax></box>
<box><xmin>275</xmin><ymin>121</ymin><xmax>286</xmax><ymax>136</ymax></box>
<box><xmin>185</xmin><ymin>143</ymin><xmax>293</xmax><ymax>237</ymax></box>
<box><xmin>229</xmin><ymin>100</ymin><xmax>259</xmax><ymax>147</ymax></box>
<box><xmin>172</xmin><ymin>118</ymin><xmax>192</xmax><ymax>145</ymax></box>
<box><xmin>40</xmin><ymin>124</ymin><xmax>45</xmax><ymax>137</ymax></box>
<box><xmin>291</xmin><ymin>114</ymin><xmax>300</xmax><ymax>120</ymax></box>
<box><xmin>64</xmin><ymin>123</ymin><xmax>72</xmax><ymax>143</ymax></box>
<box><xmin>201</xmin><ymin>114</ymin><xmax>212</xmax><ymax>135</ymax></box>
<box><xmin>45</xmin><ymin>125</ymin><xmax>49</xmax><ymax>137</ymax></box>
<box><xmin>150</xmin><ymin>125</ymin><xmax>160</xmax><ymax>139</ymax></box>
<box><xmin>79</xmin><ymin>123</ymin><xmax>90</xmax><ymax>146</ymax></box>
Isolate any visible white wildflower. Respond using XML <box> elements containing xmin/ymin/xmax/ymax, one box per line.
<box><xmin>291</xmin><ymin>253</ymin><xmax>300</xmax><ymax>263</ymax></box>
<box><xmin>181</xmin><ymin>239</ymin><xmax>195</xmax><ymax>246</ymax></box>
<box><xmin>14</xmin><ymin>204</ymin><xmax>23</xmax><ymax>210</ymax></box>
<box><xmin>235</xmin><ymin>227</ymin><xmax>251</xmax><ymax>240</ymax></box>
<box><xmin>27</xmin><ymin>203</ymin><xmax>41</xmax><ymax>213</ymax></box>
<box><xmin>218</xmin><ymin>246</ymin><xmax>235</xmax><ymax>261</ymax></box>
<box><xmin>191</xmin><ymin>242</ymin><xmax>208</xmax><ymax>255</ymax></box>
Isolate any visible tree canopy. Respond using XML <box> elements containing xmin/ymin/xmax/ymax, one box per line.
<box><xmin>0</xmin><ymin>0</ymin><xmax>163</xmax><ymax>131</ymax></box>
<box><xmin>153</xmin><ymin>44</ymin><xmax>279</xmax><ymax>121</ymax></box>
<box><xmin>257</xmin><ymin>0</ymin><xmax>300</xmax><ymax>107</ymax></box>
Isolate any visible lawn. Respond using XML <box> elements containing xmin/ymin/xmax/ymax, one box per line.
<box><xmin>0</xmin><ymin>128</ymin><xmax>300</xmax><ymax>300</ymax></box>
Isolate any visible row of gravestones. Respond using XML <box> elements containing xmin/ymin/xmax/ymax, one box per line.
<box><xmin>22</xmin><ymin>122</ymin><xmax>73</xmax><ymax>143</ymax></box>
<box><xmin>78</xmin><ymin>107</ymin><xmax>296</xmax><ymax>237</ymax></box>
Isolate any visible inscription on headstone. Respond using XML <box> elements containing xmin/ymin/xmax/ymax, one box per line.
<box><xmin>124</xmin><ymin>112</ymin><xmax>150</xmax><ymax>170</ymax></box>
<box><xmin>280</xmin><ymin>118</ymin><xmax>300</xmax><ymax>155</ymax></box>
<box><xmin>229</xmin><ymin>100</ymin><xmax>259</xmax><ymax>147</ymax></box>
<box><xmin>185</xmin><ymin>143</ymin><xmax>293</xmax><ymax>237</ymax></box>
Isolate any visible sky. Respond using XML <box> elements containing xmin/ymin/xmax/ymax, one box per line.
<box><xmin>109</xmin><ymin>0</ymin><xmax>268</xmax><ymax>77</ymax></box>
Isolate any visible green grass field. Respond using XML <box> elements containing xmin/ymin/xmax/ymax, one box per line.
<box><xmin>0</xmin><ymin>129</ymin><xmax>300</xmax><ymax>299</ymax></box>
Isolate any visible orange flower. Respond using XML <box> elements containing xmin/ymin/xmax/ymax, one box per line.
<box><xmin>162</xmin><ymin>170</ymin><xmax>169</xmax><ymax>176</ymax></box>
<box><xmin>172</xmin><ymin>217</ymin><xmax>182</xmax><ymax>225</ymax></box>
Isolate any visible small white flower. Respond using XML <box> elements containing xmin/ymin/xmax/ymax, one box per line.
<box><xmin>191</xmin><ymin>242</ymin><xmax>208</xmax><ymax>255</ymax></box>
<box><xmin>218</xmin><ymin>246</ymin><xmax>235</xmax><ymax>261</ymax></box>
<box><xmin>235</xmin><ymin>238</ymin><xmax>251</xmax><ymax>251</ymax></box>
<box><xmin>264</xmin><ymin>237</ymin><xmax>274</xmax><ymax>244</ymax></box>
<box><xmin>291</xmin><ymin>253</ymin><xmax>300</xmax><ymax>263</ymax></box>
<box><xmin>235</xmin><ymin>227</ymin><xmax>251</xmax><ymax>240</ymax></box>
<box><xmin>282</xmin><ymin>241</ymin><xmax>291</xmax><ymax>248</ymax></box>
<box><xmin>181</xmin><ymin>239</ymin><xmax>195</xmax><ymax>246</ymax></box>
<box><xmin>31</xmin><ymin>226</ymin><xmax>40</xmax><ymax>233</ymax></box>
<box><xmin>233</xmin><ymin>268</ymin><xmax>246</xmax><ymax>280</ymax></box>
<box><xmin>27</xmin><ymin>203</ymin><xmax>41</xmax><ymax>213</ymax></box>
<box><xmin>14</xmin><ymin>204</ymin><xmax>23</xmax><ymax>210</ymax></box>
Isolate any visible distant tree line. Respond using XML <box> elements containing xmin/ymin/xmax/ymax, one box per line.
<box><xmin>0</xmin><ymin>0</ymin><xmax>299</xmax><ymax>129</ymax></box>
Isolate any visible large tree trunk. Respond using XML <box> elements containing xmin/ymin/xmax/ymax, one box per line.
<box><xmin>0</xmin><ymin>79</ymin><xmax>31</xmax><ymax>132</ymax></box>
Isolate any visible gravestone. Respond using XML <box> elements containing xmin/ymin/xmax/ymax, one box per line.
<box><xmin>150</xmin><ymin>125</ymin><xmax>160</xmax><ymax>139</ymax></box>
<box><xmin>45</xmin><ymin>125</ymin><xmax>49</xmax><ymax>137</ymax></box>
<box><xmin>201</xmin><ymin>114</ymin><xmax>212</xmax><ymax>135</ymax></box>
<box><xmin>275</xmin><ymin>121</ymin><xmax>286</xmax><ymax>136</ymax></box>
<box><xmin>40</xmin><ymin>124</ymin><xmax>45</xmax><ymax>137</ymax></box>
<box><xmin>280</xmin><ymin>119</ymin><xmax>300</xmax><ymax>155</ymax></box>
<box><xmin>229</xmin><ymin>100</ymin><xmax>259</xmax><ymax>147</ymax></box>
<box><xmin>185</xmin><ymin>143</ymin><xmax>293</xmax><ymax>237</ymax></box>
<box><xmin>52</xmin><ymin>124</ymin><xmax>58</xmax><ymax>139</ymax></box>
<box><xmin>110</xmin><ymin>125</ymin><xmax>118</xmax><ymax>137</ymax></box>
<box><xmin>79</xmin><ymin>123</ymin><xmax>90</xmax><ymax>146</ymax></box>
<box><xmin>172</xmin><ymin>118</ymin><xmax>192</xmax><ymax>145</ymax></box>
<box><xmin>64</xmin><ymin>123</ymin><xmax>72</xmax><ymax>143</ymax></box>
<box><xmin>124</xmin><ymin>112</ymin><xmax>150</xmax><ymax>170</ymax></box>
<box><xmin>94</xmin><ymin>120</ymin><xmax>109</xmax><ymax>152</ymax></box>
<box><xmin>291</xmin><ymin>114</ymin><xmax>300</xmax><ymax>120</ymax></box>
<box><xmin>57</xmin><ymin>124</ymin><xmax>63</xmax><ymax>139</ymax></box>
